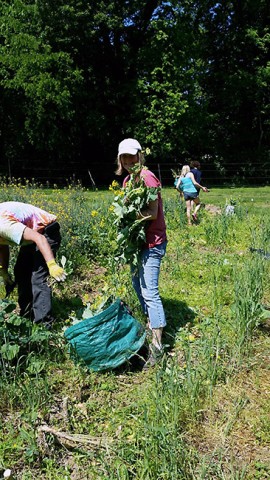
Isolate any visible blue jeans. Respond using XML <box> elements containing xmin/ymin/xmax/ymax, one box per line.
<box><xmin>131</xmin><ymin>241</ymin><xmax>167</xmax><ymax>329</ymax></box>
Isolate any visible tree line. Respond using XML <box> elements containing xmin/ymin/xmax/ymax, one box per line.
<box><xmin>0</xmin><ymin>0</ymin><xmax>269</xmax><ymax>185</ymax></box>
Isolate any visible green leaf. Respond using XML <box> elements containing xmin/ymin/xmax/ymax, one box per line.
<box><xmin>0</xmin><ymin>343</ymin><xmax>20</xmax><ymax>360</ymax></box>
<box><xmin>260</xmin><ymin>308</ymin><xmax>270</xmax><ymax>320</ymax></box>
<box><xmin>26</xmin><ymin>358</ymin><xmax>46</xmax><ymax>374</ymax></box>
<box><xmin>6</xmin><ymin>315</ymin><xmax>23</xmax><ymax>325</ymax></box>
<box><xmin>2</xmin><ymin>301</ymin><xmax>17</xmax><ymax>314</ymax></box>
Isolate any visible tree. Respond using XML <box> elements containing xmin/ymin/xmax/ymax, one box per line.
<box><xmin>196</xmin><ymin>0</ymin><xmax>270</xmax><ymax>181</ymax></box>
<box><xmin>0</xmin><ymin>0</ymin><xmax>269</xmax><ymax>184</ymax></box>
<box><xmin>0</xmin><ymin>0</ymin><xmax>83</xmax><ymax>177</ymax></box>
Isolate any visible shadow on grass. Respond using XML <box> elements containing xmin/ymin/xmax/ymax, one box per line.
<box><xmin>116</xmin><ymin>298</ymin><xmax>197</xmax><ymax>374</ymax></box>
<box><xmin>53</xmin><ymin>295</ymin><xmax>84</xmax><ymax>327</ymax></box>
<box><xmin>163</xmin><ymin>297</ymin><xmax>197</xmax><ymax>349</ymax></box>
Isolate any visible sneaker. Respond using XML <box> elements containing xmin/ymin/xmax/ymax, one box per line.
<box><xmin>143</xmin><ymin>344</ymin><xmax>164</xmax><ymax>370</ymax></box>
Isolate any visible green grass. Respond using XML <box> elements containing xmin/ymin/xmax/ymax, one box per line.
<box><xmin>0</xmin><ymin>185</ymin><xmax>269</xmax><ymax>479</ymax></box>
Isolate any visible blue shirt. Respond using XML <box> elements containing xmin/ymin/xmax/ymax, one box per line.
<box><xmin>190</xmin><ymin>168</ymin><xmax>202</xmax><ymax>184</ymax></box>
<box><xmin>179</xmin><ymin>176</ymin><xmax>197</xmax><ymax>194</ymax></box>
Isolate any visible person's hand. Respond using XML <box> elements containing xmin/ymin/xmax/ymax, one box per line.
<box><xmin>202</xmin><ymin>186</ymin><xmax>209</xmax><ymax>192</ymax></box>
<box><xmin>0</xmin><ymin>267</ymin><xmax>13</xmax><ymax>286</ymax></box>
<box><xmin>46</xmin><ymin>260</ymin><xmax>66</xmax><ymax>282</ymax></box>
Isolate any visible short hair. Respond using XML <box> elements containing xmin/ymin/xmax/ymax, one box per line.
<box><xmin>190</xmin><ymin>160</ymin><xmax>201</xmax><ymax>169</ymax></box>
<box><xmin>115</xmin><ymin>152</ymin><xmax>145</xmax><ymax>176</ymax></box>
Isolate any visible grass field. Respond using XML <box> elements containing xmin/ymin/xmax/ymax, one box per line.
<box><xmin>0</xmin><ymin>184</ymin><xmax>269</xmax><ymax>479</ymax></box>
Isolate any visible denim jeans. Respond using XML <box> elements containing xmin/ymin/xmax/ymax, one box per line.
<box><xmin>131</xmin><ymin>241</ymin><xmax>167</xmax><ymax>329</ymax></box>
<box><xmin>14</xmin><ymin>222</ymin><xmax>61</xmax><ymax>324</ymax></box>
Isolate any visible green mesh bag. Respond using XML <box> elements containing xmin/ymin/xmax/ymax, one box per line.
<box><xmin>64</xmin><ymin>298</ymin><xmax>146</xmax><ymax>372</ymax></box>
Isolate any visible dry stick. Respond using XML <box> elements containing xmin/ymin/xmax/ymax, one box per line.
<box><xmin>62</xmin><ymin>396</ymin><xmax>69</xmax><ymax>426</ymax></box>
<box><xmin>88</xmin><ymin>169</ymin><xmax>96</xmax><ymax>190</ymax></box>
<box><xmin>38</xmin><ymin>425</ymin><xmax>112</xmax><ymax>450</ymax></box>
<box><xmin>157</xmin><ymin>163</ymin><xmax>162</xmax><ymax>183</ymax></box>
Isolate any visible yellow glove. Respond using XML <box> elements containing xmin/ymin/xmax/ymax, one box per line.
<box><xmin>0</xmin><ymin>267</ymin><xmax>13</xmax><ymax>286</ymax></box>
<box><xmin>46</xmin><ymin>260</ymin><xmax>66</xmax><ymax>282</ymax></box>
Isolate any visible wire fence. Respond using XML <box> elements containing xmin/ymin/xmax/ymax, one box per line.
<box><xmin>1</xmin><ymin>161</ymin><xmax>270</xmax><ymax>187</ymax></box>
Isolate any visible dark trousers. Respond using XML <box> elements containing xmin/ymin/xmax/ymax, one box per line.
<box><xmin>14</xmin><ymin>222</ymin><xmax>61</xmax><ymax>324</ymax></box>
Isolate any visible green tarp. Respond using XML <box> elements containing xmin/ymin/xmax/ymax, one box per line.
<box><xmin>64</xmin><ymin>298</ymin><xmax>146</xmax><ymax>371</ymax></box>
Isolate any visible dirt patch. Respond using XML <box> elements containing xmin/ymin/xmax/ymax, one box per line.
<box><xmin>204</xmin><ymin>204</ymin><xmax>222</xmax><ymax>215</ymax></box>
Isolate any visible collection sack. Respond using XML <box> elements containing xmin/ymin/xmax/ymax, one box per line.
<box><xmin>64</xmin><ymin>298</ymin><xmax>146</xmax><ymax>372</ymax></box>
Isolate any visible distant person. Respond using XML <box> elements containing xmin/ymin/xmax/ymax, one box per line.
<box><xmin>190</xmin><ymin>160</ymin><xmax>203</xmax><ymax>214</ymax></box>
<box><xmin>176</xmin><ymin>165</ymin><xmax>209</xmax><ymax>225</ymax></box>
<box><xmin>190</xmin><ymin>160</ymin><xmax>202</xmax><ymax>185</ymax></box>
<box><xmin>0</xmin><ymin>201</ymin><xmax>66</xmax><ymax>328</ymax></box>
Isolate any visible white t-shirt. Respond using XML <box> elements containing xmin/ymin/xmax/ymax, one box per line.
<box><xmin>0</xmin><ymin>201</ymin><xmax>56</xmax><ymax>246</ymax></box>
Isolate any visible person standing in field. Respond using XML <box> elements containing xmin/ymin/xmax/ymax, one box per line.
<box><xmin>116</xmin><ymin>138</ymin><xmax>167</xmax><ymax>369</ymax></box>
<box><xmin>176</xmin><ymin>165</ymin><xmax>208</xmax><ymax>225</ymax></box>
<box><xmin>0</xmin><ymin>201</ymin><xmax>66</xmax><ymax>328</ymax></box>
<box><xmin>190</xmin><ymin>160</ymin><xmax>203</xmax><ymax>218</ymax></box>
<box><xmin>190</xmin><ymin>160</ymin><xmax>202</xmax><ymax>185</ymax></box>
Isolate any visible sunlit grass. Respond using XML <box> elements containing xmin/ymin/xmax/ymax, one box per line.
<box><xmin>0</xmin><ymin>181</ymin><xmax>269</xmax><ymax>479</ymax></box>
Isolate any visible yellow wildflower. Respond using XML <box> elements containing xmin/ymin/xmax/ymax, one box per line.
<box><xmin>109</xmin><ymin>180</ymin><xmax>120</xmax><ymax>191</ymax></box>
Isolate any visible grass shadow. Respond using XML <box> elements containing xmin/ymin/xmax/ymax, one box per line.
<box><xmin>52</xmin><ymin>295</ymin><xmax>84</xmax><ymax>327</ymax></box>
<box><xmin>110</xmin><ymin>298</ymin><xmax>198</xmax><ymax>374</ymax></box>
<box><xmin>114</xmin><ymin>344</ymin><xmax>149</xmax><ymax>374</ymax></box>
<box><xmin>163</xmin><ymin>297</ymin><xmax>197</xmax><ymax>349</ymax></box>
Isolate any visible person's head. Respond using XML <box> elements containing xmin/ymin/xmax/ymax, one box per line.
<box><xmin>115</xmin><ymin>138</ymin><xmax>144</xmax><ymax>175</ymax></box>
<box><xmin>190</xmin><ymin>160</ymin><xmax>201</xmax><ymax>170</ymax></box>
<box><xmin>181</xmin><ymin>165</ymin><xmax>190</xmax><ymax>177</ymax></box>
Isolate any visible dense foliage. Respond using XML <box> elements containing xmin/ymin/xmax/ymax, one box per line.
<box><xmin>0</xmin><ymin>1</ymin><xmax>269</xmax><ymax>184</ymax></box>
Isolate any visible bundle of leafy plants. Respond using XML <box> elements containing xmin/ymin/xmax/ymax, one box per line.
<box><xmin>111</xmin><ymin>167</ymin><xmax>160</xmax><ymax>266</ymax></box>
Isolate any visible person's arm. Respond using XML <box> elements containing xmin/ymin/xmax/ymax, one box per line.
<box><xmin>189</xmin><ymin>172</ymin><xmax>209</xmax><ymax>192</ymax></box>
<box><xmin>139</xmin><ymin>199</ymin><xmax>158</xmax><ymax>220</ymax></box>
<box><xmin>22</xmin><ymin>227</ymin><xmax>66</xmax><ymax>281</ymax></box>
<box><xmin>22</xmin><ymin>228</ymin><xmax>55</xmax><ymax>262</ymax></box>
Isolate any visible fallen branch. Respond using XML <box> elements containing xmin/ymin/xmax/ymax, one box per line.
<box><xmin>37</xmin><ymin>424</ymin><xmax>112</xmax><ymax>451</ymax></box>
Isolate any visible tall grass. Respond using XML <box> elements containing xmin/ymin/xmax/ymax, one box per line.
<box><xmin>232</xmin><ymin>257</ymin><xmax>265</xmax><ymax>355</ymax></box>
<box><xmin>0</xmin><ymin>182</ymin><xmax>269</xmax><ymax>479</ymax></box>
<box><xmin>99</xmin><ymin>250</ymin><xmax>267</xmax><ymax>479</ymax></box>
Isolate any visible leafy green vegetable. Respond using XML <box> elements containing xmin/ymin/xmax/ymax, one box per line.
<box><xmin>112</xmin><ymin>167</ymin><xmax>160</xmax><ymax>266</ymax></box>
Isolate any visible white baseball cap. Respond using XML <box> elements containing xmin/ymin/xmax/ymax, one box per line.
<box><xmin>118</xmin><ymin>138</ymin><xmax>142</xmax><ymax>157</ymax></box>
